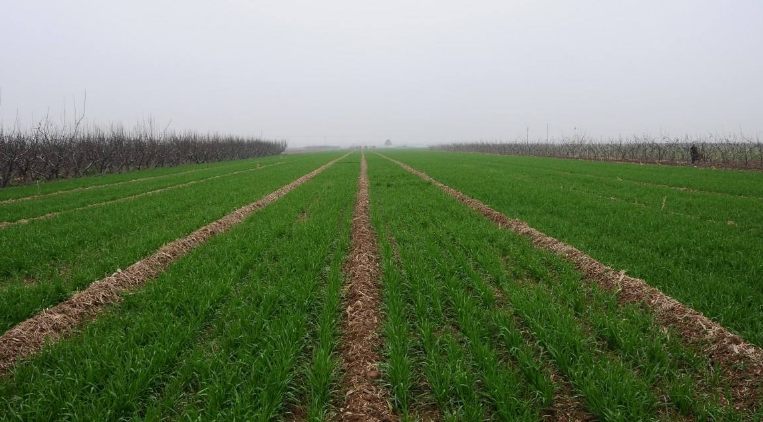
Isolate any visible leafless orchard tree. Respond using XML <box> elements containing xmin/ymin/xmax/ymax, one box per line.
<box><xmin>0</xmin><ymin>117</ymin><xmax>286</xmax><ymax>187</ymax></box>
<box><xmin>433</xmin><ymin>134</ymin><xmax>763</xmax><ymax>170</ymax></box>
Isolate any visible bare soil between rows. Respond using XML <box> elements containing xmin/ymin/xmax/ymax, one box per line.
<box><xmin>337</xmin><ymin>153</ymin><xmax>397</xmax><ymax>422</ymax></box>
<box><xmin>0</xmin><ymin>155</ymin><xmax>348</xmax><ymax>374</ymax></box>
<box><xmin>379</xmin><ymin>152</ymin><xmax>763</xmax><ymax>411</ymax></box>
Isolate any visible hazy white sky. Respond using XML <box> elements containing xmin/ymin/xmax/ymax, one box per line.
<box><xmin>1</xmin><ymin>0</ymin><xmax>762</xmax><ymax>147</ymax></box>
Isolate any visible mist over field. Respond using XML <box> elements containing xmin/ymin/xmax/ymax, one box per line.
<box><xmin>2</xmin><ymin>0</ymin><xmax>762</xmax><ymax>147</ymax></box>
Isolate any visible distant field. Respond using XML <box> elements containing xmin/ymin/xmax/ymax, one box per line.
<box><xmin>0</xmin><ymin>150</ymin><xmax>760</xmax><ymax>421</ymax></box>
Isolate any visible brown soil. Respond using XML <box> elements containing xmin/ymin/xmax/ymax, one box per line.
<box><xmin>283</xmin><ymin>404</ymin><xmax>307</xmax><ymax>422</ymax></box>
<box><xmin>337</xmin><ymin>153</ymin><xmax>397</xmax><ymax>422</ymax></box>
<box><xmin>0</xmin><ymin>155</ymin><xmax>349</xmax><ymax>374</ymax></box>
<box><xmin>543</xmin><ymin>370</ymin><xmax>593</xmax><ymax>422</ymax></box>
<box><xmin>0</xmin><ymin>162</ymin><xmax>284</xmax><ymax>229</ymax></box>
<box><xmin>378</xmin><ymin>152</ymin><xmax>763</xmax><ymax>411</ymax></box>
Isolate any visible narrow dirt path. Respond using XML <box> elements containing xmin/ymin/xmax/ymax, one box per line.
<box><xmin>0</xmin><ymin>166</ymin><xmax>219</xmax><ymax>205</ymax></box>
<box><xmin>377</xmin><ymin>152</ymin><xmax>763</xmax><ymax>411</ymax></box>
<box><xmin>0</xmin><ymin>162</ymin><xmax>284</xmax><ymax>228</ymax></box>
<box><xmin>337</xmin><ymin>153</ymin><xmax>397</xmax><ymax>422</ymax></box>
<box><xmin>0</xmin><ymin>154</ymin><xmax>349</xmax><ymax>374</ymax></box>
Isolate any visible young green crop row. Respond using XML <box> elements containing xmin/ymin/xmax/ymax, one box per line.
<box><xmin>0</xmin><ymin>156</ymin><xmax>289</xmax><ymax>223</ymax></box>
<box><xmin>1</xmin><ymin>151</ymin><xmax>759</xmax><ymax>421</ymax></box>
<box><xmin>0</xmin><ymin>157</ymin><xmax>269</xmax><ymax>202</ymax></box>
<box><xmin>381</xmin><ymin>150</ymin><xmax>763</xmax><ymax>348</ymax></box>
<box><xmin>0</xmin><ymin>152</ymin><xmax>344</xmax><ymax>334</ymax></box>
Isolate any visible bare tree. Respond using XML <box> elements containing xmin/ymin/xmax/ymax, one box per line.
<box><xmin>0</xmin><ymin>117</ymin><xmax>287</xmax><ymax>187</ymax></box>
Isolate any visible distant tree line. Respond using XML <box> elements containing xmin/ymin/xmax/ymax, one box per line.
<box><xmin>0</xmin><ymin>122</ymin><xmax>287</xmax><ymax>187</ymax></box>
<box><xmin>433</xmin><ymin>135</ymin><xmax>763</xmax><ymax>170</ymax></box>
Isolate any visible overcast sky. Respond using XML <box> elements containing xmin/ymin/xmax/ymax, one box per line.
<box><xmin>1</xmin><ymin>1</ymin><xmax>762</xmax><ymax>147</ymax></box>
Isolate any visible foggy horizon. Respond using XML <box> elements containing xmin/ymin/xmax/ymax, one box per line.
<box><xmin>2</xmin><ymin>0</ymin><xmax>762</xmax><ymax>148</ymax></box>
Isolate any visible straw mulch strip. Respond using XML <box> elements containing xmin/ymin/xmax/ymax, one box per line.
<box><xmin>338</xmin><ymin>153</ymin><xmax>397</xmax><ymax>422</ymax></box>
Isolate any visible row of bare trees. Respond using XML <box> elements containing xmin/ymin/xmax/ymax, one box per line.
<box><xmin>433</xmin><ymin>134</ymin><xmax>763</xmax><ymax>169</ymax></box>
<box><xmin>0</xmin><ymin>123</ymin><xmax>286</xmax><ymax>187</ymax></box>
